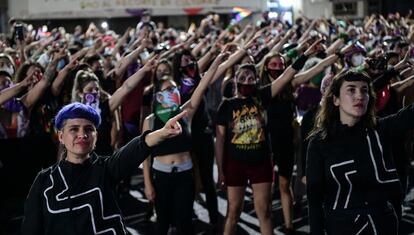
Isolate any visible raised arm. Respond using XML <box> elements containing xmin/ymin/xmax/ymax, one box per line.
<box><xmin>114</xmin><ymin>34</ymin><xmax>151</xmax><ymax>78</ymax></box>
<box><xmin>183</xmin><ymin>52</ymin><xmax>228</xmax><ymax>121</ymax></box>
<box><xmin>192</xmin><ymin>35</ymin><xmax>211</xmax><ymax>58</ymax></box>
<box><xmin>0</xmin><ymin>76</ymin><xmax>31</xmax><ymax>105</ymax></box>
<box><xmin>325</xmin><ymin>38</ymin><xmax>344</xmax><ymax>55</ymax></box>
<box><xmin>51</xmin><ymin>48</ymin><xmax>88</xmax><ymax>96</ymax></box>
<box><xmin>22</xmin><ymin>49</ymin><xmax>66</xmax><ymax>109</ymax></box>
<box><xmin>232</xmin><ymin>24</ymin><xmax>254</xmax><ymax>44</ymax></box>
<box><xmin>270</xmin><ymin>40</ymin><xmax>320</xmax><ymax>97</ymax></box>
<box><xmin>291</xmin><ymin>54</ymin><xmax>338</xmax><ymax>88</ymax></box>
<box><xmin>106</xmin><ymin>111</ymin><xmax>186</xmax><ymax>184</ymax></box>
<box><xmin>197</xmin><ymin>42</ymin><xmax>220</xmax><ymax>73</ymax></box>
<box><xmin>391</xmin><ymin>73</ymin><xmax>414</xmax><ymax>94</ymax></box>
<box><xmin>298</xmin><ymin>19</ymin><xmax>317</xmax><ymax>43</ymax></box>
<box><xmin>269</xmin><ymin>28</ymin><xmax>294</xmax><ymax>55</ymax></box>
<box><xmin>109</xmin><ymin>55</ymin><xmax>157</xmax><ymax>112</ymax></box>
<box><xmin>112</xmin><ymin>27</ymin><xmax>131</xmax><ymax>57</ymax></box>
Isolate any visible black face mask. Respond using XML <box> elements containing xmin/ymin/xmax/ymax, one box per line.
<box><xmin>237</xmin><ymin>83</ymin><xmax>257</xmax><ymax>97</ymax></box>
<box><xmin>267</xmin><ymin>69</ymin><xmax>284</xmax><ymax>80</ymax></box>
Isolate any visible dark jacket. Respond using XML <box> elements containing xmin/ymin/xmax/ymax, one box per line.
<box><xmin>21</xmin><ymin>133</ymin><xmax>152</xmax><ymax>235</ymax></box>
<box><xmin>306</xmin><ymin>103</ymin><xmax>414</xmax><ymax>234</ymax></box>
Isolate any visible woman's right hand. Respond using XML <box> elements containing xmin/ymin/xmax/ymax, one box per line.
<box><xmin>217</xmin><ymin>171</ymin><xmax>226</xmax><ymax>190</ymax></box>
<box><xmin>145</xmin><ymin>183</ymin><xmax>156</xmax><ymax>202</ymax></box>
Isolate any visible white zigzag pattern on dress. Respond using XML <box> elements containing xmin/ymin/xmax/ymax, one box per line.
<box><xmin>43</xmin><ymin>166</ymin><xmax>126</xmax><ymax>234</ymax></box>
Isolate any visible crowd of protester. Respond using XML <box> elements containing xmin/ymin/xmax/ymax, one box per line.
<box><xmin>1</xmin><ymin>9</ymin><xmax>414</xmax><ymax>235</ymax></box>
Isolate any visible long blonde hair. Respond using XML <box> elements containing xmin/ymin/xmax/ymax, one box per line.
<box><xmin>71</xmin><ymin>70</ymin><xmax>109</xmax><ymax>102</ymax></box>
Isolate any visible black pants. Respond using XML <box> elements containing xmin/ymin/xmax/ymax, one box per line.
<box><xmin>192</xmin><ymin>133</ymin><xmax>219</xmax><ymax>224</ymax></box>
<box><xmin>325</xmin><ymin>202</ymin><xmax>397</xmax><ymax>235</ymax></box>
<box><xmin>153</xmin><ymin>169</ymin><xmax>195</xmax><ymax>235</ymax></box>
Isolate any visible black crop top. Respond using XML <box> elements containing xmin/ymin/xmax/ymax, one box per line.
<box><xmin>150</xmin><ymin>115</ymin><xmax>192</xmax><ymax>157</ymax></box>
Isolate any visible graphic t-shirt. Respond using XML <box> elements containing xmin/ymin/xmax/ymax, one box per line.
<box><xmin>217</xmin><ymin>85</ymin><xmax>272</xmax><ymax>164</ymax></box>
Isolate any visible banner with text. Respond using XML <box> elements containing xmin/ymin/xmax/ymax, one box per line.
<box><xmin>28</xmin><ymin>0</ymin><xmax>262</xmax><ymax>14</ymax></box>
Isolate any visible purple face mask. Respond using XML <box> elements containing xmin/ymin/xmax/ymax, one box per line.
<box><xmin>180</xmin><ymin>77</ymin><xmax>196</xmax><ymax>95</ymax></box>
<box><xmin>83</xmin><ymin>92</ymin><xmax>99</xmax><ymax>105</ymax></box>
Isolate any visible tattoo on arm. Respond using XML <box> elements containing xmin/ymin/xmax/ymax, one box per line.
<box><xmin>44</xmin><ymin>66</ymin><xmax>56</xmax><ymax>84</ymax></box>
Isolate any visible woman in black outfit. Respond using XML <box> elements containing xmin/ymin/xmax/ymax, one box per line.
<box><xmin>21</xmin><ymin>102</ymin><xmax>186</xmax><ymax>234</ymax></box>
<box><xmin>142</xmin><ymin>52</ymin><xmax>226</xmax><ymax>235</ymax></box>
<box><xmin>306</xmin><ymin>71</ymin><xmax>414</xmax><ymax>235</ymax></box>
<box><xmin>172</xmin><ymin>49</ymin><xmax>219</xmax><ymax>226</ymax></box>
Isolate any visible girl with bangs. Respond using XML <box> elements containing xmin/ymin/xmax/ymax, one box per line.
<box><xmin>307</xmin><ymin>70</ymin><xmax>414</xmax><ymax>234</ymax></box>
<box><xmin>142</xmin><ymin>52</ymin><xmax>227</xmax><ymax>235</ymax></box>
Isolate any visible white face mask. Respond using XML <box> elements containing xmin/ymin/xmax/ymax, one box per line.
<box><xmin>351</xmin><ymin>54</ymin><xmax>365</xmax><ymax>67</ymax></box>
<box><xmin>0</xmin><ymin>65</ymin><xmax>15</xmax><ymax>77</ymax></box>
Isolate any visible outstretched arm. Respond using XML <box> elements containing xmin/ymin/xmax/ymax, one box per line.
<box><xmin>271</xmin><ymin>39</ymin><xmax>321</xmax><ymax>97</ymax></box>
<box><xmin>22</xmin><ymin>48</ymin><xmax>67</xmax><ymax>109</ymax></box>
<box><xmin>51</xmin><ymin>48</ymin><xmax>88</xmax><ymax>96</ymax></box>
<box><xmin>292</xmin><ymin>54</ymin><xmax>338</xmax><ymax>88</ymax></box>
<box><xmin>0</xmin><ymin>77</ymin><xmax>31</xmax><ymax>105</ymax></box>
<box><xmin>109</xmin><ymin>55</ymin><xmax>157</xmax><ymax>112</ymax></box>
<box><xmin>106</xmin><ymin>111</ymin><xmax>187</xmax><ymax>183</ymax></box>
<box><xmin>184</xmin><ymin>52</ymin><xmax>229</xmax><ymax>121</ymax></box>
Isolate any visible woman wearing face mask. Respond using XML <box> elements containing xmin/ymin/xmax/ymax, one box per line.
<box><xmin>140</xmin><ymin>59</ymin><xmax>173</xmax><ymax>220</ymax></box>
<box><xmin>71</xmin><ymin>56</ymin><xmax>157</xmax><ymax>156</ymax></box>
<box><xmin>0</xmin><ymin>55</ymin><xmax>64</xmax><ymax>223</ymax></box>
<box><xmin>258</xmin><ymin>53</ymin><xmax>297</xmax><ymax>233</ymax></box>
<box><xmin>142</xmin><ymin>59</ymin><xmax>173</xmax><ymax>132</ymax></box>
<box><xmin>171</xmin><ymin>49</ymin><xmax>220</xmax><ymax>225</ymax></box>
<box><xmin>344</xmin><ymin>44</ymin><xmax>367</xmax><ymax>68</ymax></box>
<box><xmin>215</xmin><ymin>43</ymin><xmax>314</xmax><ymax>234</ymax></box>
<box><xmin>306</xmin><ymin>70</ymin><xmax>414</xmax><ymax>235</ymax></box>
<box><xmin>142</xmin><ymin>52</ymin><xmax>226</xmax><ymax>235</ymax></box>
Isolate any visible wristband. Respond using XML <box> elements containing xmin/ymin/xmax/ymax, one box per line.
<box><xmin>292</xmin><ymin>54</ymin><xmax>309</xmax><ymax>70</ymax></box>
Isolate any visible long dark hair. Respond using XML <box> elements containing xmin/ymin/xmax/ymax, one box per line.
<box><xmin>258</xmin><ymin>53</ymin><xmax>293</xmax><ymax>100</ymax></box>
<box><xmin>172</xmin><ymin>49</ymin><xmax>201</xmax><ymax>85</ymax></box>
<box><xmin>310</xmin><ymin>70</ymin><xmax>377</xmax><ymax>139</ymax></box>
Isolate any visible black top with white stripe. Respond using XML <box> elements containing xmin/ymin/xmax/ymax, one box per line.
<box><xmin>306</xmin><ymin>103</ymin><xmax>414</xmax><ymax>234</ymax></box>
<box><xmin>21</xmin><ymin>133</ymin><xmax>152</xmax><ymax>235</ymax></box>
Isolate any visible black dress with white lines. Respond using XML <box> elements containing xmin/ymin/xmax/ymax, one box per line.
<box><xmin>306</xmin><ymin>104</ymin><xmax>414</xmax><ymax>235</ymax></box>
